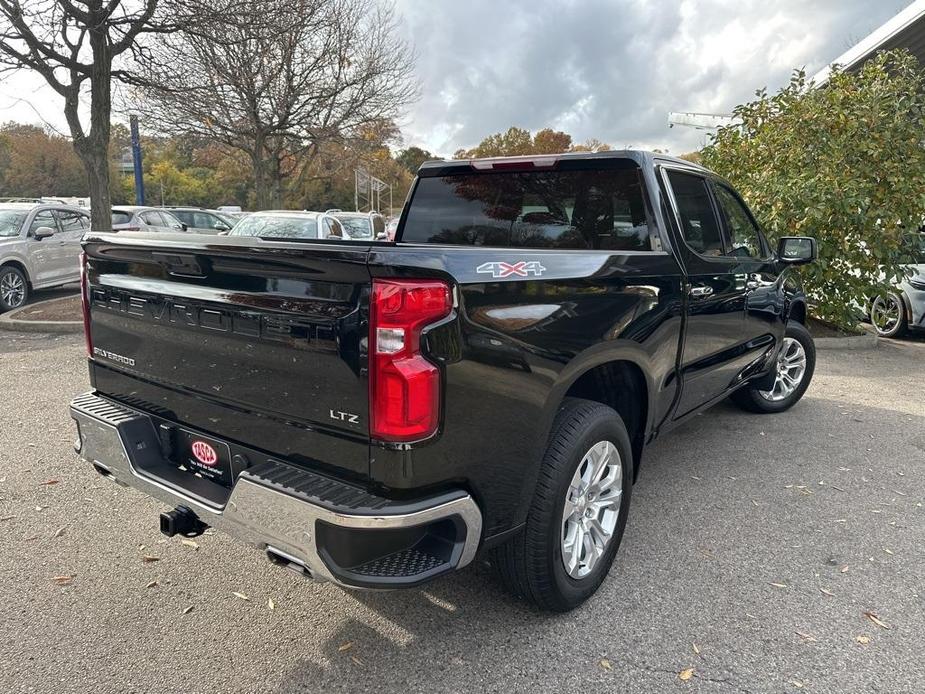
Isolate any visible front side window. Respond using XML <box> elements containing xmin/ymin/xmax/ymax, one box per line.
<box><xmin>713</xmin><ymin>184</ymin><xmax>764</xmax><ymax>259</ymax></box>
<box><xmin>402</xmin><ymin>165</ymin><xmax>652</xmax><ymax>250</ymax></box>
<box><xmin>666</xmin><ymin>171</ymin><xmax>724</xmax><ymax>256</ymax></box>
<box><xmin>29</xmin><ymin>210</ymin><xmax>57</xmax><ymax>236</ymax></box>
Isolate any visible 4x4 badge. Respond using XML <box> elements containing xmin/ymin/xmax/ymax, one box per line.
<box><xmin>476</xmin><ymin>261</ymin><xmax>546</xmax><ymax>279</ymax></box>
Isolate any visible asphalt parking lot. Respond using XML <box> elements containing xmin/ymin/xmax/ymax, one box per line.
<box><xmin>0</xmin><ymin>331</ymin><xmax>922</xmax><ymax>693</ymax></box>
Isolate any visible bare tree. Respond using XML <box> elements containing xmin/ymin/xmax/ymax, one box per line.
<box><xmin>0</xmin><ymin>0</ymin><xmax>165</xmax><ymax>230</ymax></box>
<box><xmin>135</xmin><ymin>0</ymin><xmax>417</xmax><ymax>209</ymax></box>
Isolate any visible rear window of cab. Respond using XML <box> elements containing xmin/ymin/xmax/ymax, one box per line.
<box><xmin>401</xmin><ymin>161</ymin><xmax>654</xmax><ymax>251</ymax></box>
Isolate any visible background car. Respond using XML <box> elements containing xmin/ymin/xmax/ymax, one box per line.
<box><xmin>329</xmin><ymin>211</ymin><xmax>385</xmax><ymax>240</ymax></box>
<box><xmin>0</xmin><ymin>202</ymin><xmax>89</xmax><ymax>311</ymax></box>
<box><xmin>869</xmin><ymin>231</ymin><xmax>925</xmax><ymax>337</ymax></box>
<box><xmin>111</xmin><ymin>206</ymin><xmax>187</xmax><ymax>233</ymax></box>
<box><xmin>384</xmin><ymin>216</ymin><xmax>399</xmax><ymax>241</ymax></box>
<box><xmin>167</xmin><ymin>207</ymin><xmax>239</xmax><ymax>234</ymax></box>
<box><xmin>228</xmin><ymin>211</ymin><xmax>346</xmax><ymax>240</ymax></box>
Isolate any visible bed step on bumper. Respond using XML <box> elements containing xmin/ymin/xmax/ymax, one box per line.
<box><xmin>69</xmin><ymin>392</ymin><xmax>482</xmax><ymax>589</ymax></box>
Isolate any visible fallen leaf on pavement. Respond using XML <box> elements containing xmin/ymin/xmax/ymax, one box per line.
<box><xmin>840</xmin><ymin>565</ymin><xmax>849</xmax><ymax>573</ymax></box>
<box><xmin>770</xmin><ymin>582</ymin><xmax>788</xmax><ymax>589</ymax></box>
<box><xmin>864</xmin><ymin>611</ymin><xmax>889</xmax><ymax>629</ymax></box>
<box><xmin>856</xmin><ymin>635</ymin><xmax>871</xmax><ymax>645</ymax></box>
<box><xmin>52</xmin><ymin>575</ymin><xmax>73</xmax><ymax>585</ymax></box>
<box><xmin>679</xmin><ymin>668</ymin><xmax>695</xmax><ymax>681</ymax></box>
<box><xmin>338</xmin><ymin>642</ymin><xmax>353</xmax><ymax>652</ymax></box>
<box><xmin>795</xmin><ymin>631</ymin><xmax>816</xmax><ymax>642</ymax></box>
<box><xmin>52</xmin><ymin>527</ymin><xmax>65</xmax><ymax>538</ymax></box>
<box><xmin>599</xmin><ymin>658</ymin><xmax>612</xmax><ymax>671</ymax></box>
<box><xmin>267</xmin><ymin>597</ymin><xmax>275</xmax><ymax>610</ymax></box>
<box><xmin>145</xmin><ymin>580</ymin><xmax>158</xmax><ymax>589</ymax></box>
<box><xmin>792</xmin><ymin>681</ymin><xmax>804</xmax><ymax>689</ymax></box>
<box><xmin>39</xmin><ymin>479</ymin><xmax>59</xmax><ymax>486</ymax></box>
<box><xmin>181</xmin><ymin>539</ymin><xmax>199</xmax><ymax>550</ymax></box>
<box><xmin>141</xmin><ymin>555</ymin><xmax>160</xmax><ymax>563</ymax></box>
<box><xmin>0</xmin><ymin>516</ymin><xmax>13</xmax><ymax>522</ymax></box>
<box><xmin>692</xmin><ymin>643</ymin><xmax>700</xmax><ymax>655</ymax></box>
<box><xmin>232</xmin><ymin>592</ymin><xmax>249</xmax><ymax>601</ymax></box>
<box><xmin>182</xmin><ymin>605</ymin><xmax>194</xmax><ymax>614</ymax></box>
<box><xmin>350</xmin><ymin>656</ymin><xmax>363</xmax><ymax>666</ymax></box>
<box><xmin>820</xmin><ymin>588</ymin><xmax>836</xmax><ymax>597</ymax></box>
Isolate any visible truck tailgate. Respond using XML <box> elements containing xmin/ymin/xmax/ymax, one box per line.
<box><xmin>83</xmin><ymin>233</ymin><xmax>372</xmax><ymax>479</ymax></box>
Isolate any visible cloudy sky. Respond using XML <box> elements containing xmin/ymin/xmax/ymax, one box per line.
<box><xmin>0</xmin><ymin>0</ymin><xmax>912</xmax><ymax>156</ymax></box>
<box><xmin>392</xmin><ymin>0</ymin><xmax>911</xmax><ymax>155</ymax></box>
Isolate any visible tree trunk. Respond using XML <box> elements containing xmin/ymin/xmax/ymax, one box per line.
<box><xmin>79</xmin><ymin>148</ymin><xmax>112</xmax><ymax>231</ymax></box>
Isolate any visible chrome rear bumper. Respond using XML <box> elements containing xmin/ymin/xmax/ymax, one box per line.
<box><xmin>69</xmin><ymin>392</ymin><xmax>482</xmax><ymax>588</ymax></box>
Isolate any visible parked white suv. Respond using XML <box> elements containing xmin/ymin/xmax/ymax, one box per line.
<box><xmin>0</xmin><ymin>202</ymin><xmax>89</xmax><ymax>312</ymax></box>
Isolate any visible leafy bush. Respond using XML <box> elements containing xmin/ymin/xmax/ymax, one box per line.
<box><xmin>701</xmin><ymin>50</ymin><xmax>925</xmax><ymax>328</ymax></box>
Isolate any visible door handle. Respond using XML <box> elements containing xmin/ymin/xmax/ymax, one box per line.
<box><xmin>689</xmin><ymin>285</ymin><xmax>714</xmax><ymax>298</ymax></box>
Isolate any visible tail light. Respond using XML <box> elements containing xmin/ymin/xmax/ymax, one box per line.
<box><xmin>369</xmin><ymin>279</ymin><xmax>452</xmax><ymax>442</ymax></box>
<box><xmin>79</xmin><ymin>251</ymin><xmax>92</xmax><ymax>357</ymax></box>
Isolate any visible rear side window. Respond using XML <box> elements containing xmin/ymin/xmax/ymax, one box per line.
<box><xmin>666</xmin><ymin>171</ymin><xmax>724</xmax><ymax>256</ymax></box>
<box><xmin>402</xmin><ymin>166</ymin><xmax>653</xmax><ymax>250</ymax></box>
<box><xmin>112</xmin><ymin>211</ymin><xmax>132</xmax><ymax>225</ymax></box>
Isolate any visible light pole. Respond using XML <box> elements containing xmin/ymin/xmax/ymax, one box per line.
<box><xmin>129</xmin><ymin>113</ymin><xmax>145</xmax><ymax>205</ymax></box>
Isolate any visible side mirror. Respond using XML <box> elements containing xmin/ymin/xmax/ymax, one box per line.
<box><xmin>33</xmin><ymin>226</ymin><xmax>55</xmax><ymax>240</ymax></box>
<box><xmin>178</xmin><ymin>223</ymin><xmax>188</xmax><ymax>232</ymax></box>
<box><xmin>777</xmin><ymin>236</ymin><xmax>817</xmax><ymax>265</ymax></box>
<box><xmin>213</xmin><ymin>223</ymin><xmax>230</xmax><ymax>232</ymax></box>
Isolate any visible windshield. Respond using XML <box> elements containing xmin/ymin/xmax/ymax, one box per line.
<box><xmin>229</xmin><ymin>214</ymin><xmax>317</xmax><ymax>240</ymax></box>
<box><xmin>334</xmin><ymin>216</ymin><xmax>373</xmax><ymax>239</ymax></box>
<box><xmin>0</xmin><ymin>210</ymin><xmax>26</xmax><ymax>237</ymax></box>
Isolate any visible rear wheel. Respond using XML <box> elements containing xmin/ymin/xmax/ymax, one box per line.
<box><xmin>491</xmin><ymin>398</ymin><xmax>633</xmax><ymax>612</ymax></box>
<box><xmin>731</xmin><ymin>320</ymin><xmax>815</xmax><ymax>414</ymax></box>
<box><xmin>0</xmin><ymin>266</ymin><xmax>28</xmax><ymax>312</ymax></box>
<box><xmin>870</xmin><ymin>292</ymin><xmax>907</xmax><ymax>338</ymax></box>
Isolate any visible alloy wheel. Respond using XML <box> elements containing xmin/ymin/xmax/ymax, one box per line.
<box><xmin>870</xmin><ymin>294</ymin><xmax>901</xmax><ymax>335</ymax></box>
<box><xmin>0</xmin><ymin>271</ymin><xmax>25</xmax><ymax>308</ymax></box>
<box><xmin>759</xmin><ymin>337</ymin><xmax>807</xmax><ymax>402</ymax></box>
<box><xmin>560</xmin><ymin>440</ymin><xmax>623</xmax><ymax>579</ymax></box>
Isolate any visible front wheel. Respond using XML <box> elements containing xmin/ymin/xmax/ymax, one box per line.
<box><xmin>731</xmin><ymin>320</ymin><xmax>815</xmax><ymax>414</ymax></box>
<box><xmin>870</xmin><ymin>292</ymin><xmax>907</xmax><ymax>338</ymax></box>
<box><xmin>491</xmin><ymin>398</ymin><xmax>633</xmax><ymax>612</ymax></box>
<box><xmin>0</xmin><ymin>265</ymin><xmax>29</xmax><ymax>313</ymax></box>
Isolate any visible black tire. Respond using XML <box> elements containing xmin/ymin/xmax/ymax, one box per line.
<box><xmin>491</xmin><ymin>397</ymin><xmax>633</xmax><ymax>612</ymax></box>
<box><xmin>869</xmin><ymin>292</ymin><xmax>908</xmax><ymax>338</ymax></box>
<box><xmin>731</xmin><ymin>320</ymin><xmax>815</xmax><ymax>414</ymax></box>
<box><xmin>0</xmin><ymin>265</ymin><xmax>29</xmax><ymax>313</ymax></box>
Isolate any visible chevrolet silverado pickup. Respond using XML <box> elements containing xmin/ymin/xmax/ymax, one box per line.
<box><xmin>70</xmin><ymin>151</ymin><xmax>817</xmax><ymax>611</ymax></box>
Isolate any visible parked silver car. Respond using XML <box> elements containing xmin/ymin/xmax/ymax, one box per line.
<box><xmin>329</xmin><ymin>211</ymin><xmax>385</xmax><ymax>240</ymax></box>
<box><xmin>228</xmin><ymin>211</ymin><xmax>346</xmax><ymax>240</ymax></box>
<box><xmin>0</xmin><ymin>202</ymin><xmax>90</xmax><ymax>312</ymax></box>
<box><xmin>166</xmin><ymin>207</ymin><xmax>239</xmax><ymax>234</ymax></box>
<box><xmin>111</xmin><ymin>206</ymin><xmax>187</xmax><ymax>233</ymax></box>
<box><xmin>869</xmin><ymin>231</ymin><xmax>925</xmax><ymax>337</ymax></box>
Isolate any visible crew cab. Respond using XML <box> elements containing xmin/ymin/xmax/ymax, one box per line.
<box><xmin>70</xmin><ymin>151</ymin><xmax>817</xmax><ymax>611</ymax></box>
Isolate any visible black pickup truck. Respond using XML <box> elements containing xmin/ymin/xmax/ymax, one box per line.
<box><xmin>70</xmin><ymin>151</ymin><xmax>817</xmax><ymax>611</ymax></box>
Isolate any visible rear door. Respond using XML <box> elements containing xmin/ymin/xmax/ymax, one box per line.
<box><xmin>662</xmin><ymin>168</ymin><xmax>766</xmax><ymax>416</ymax></box>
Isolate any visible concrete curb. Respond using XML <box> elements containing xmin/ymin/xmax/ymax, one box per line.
<box><xmin>0</xmin><ymin>295</ymin><xmax>83</xmax><ymax>334</ymax></box>
<box><xmin>813</xmin><ymin>334</ymin><xmax>879</xmax><ymax>350</ymax></box>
